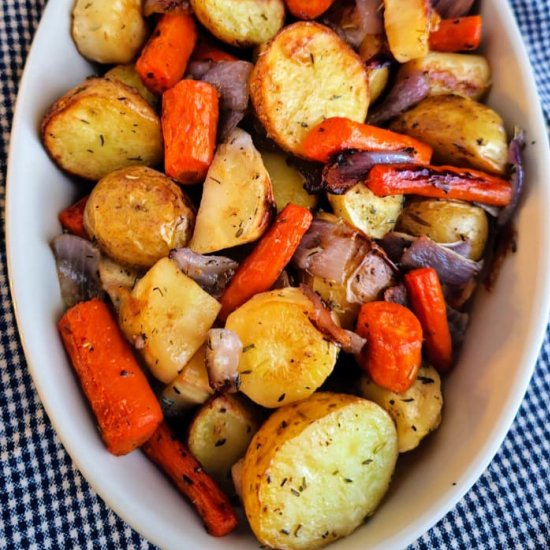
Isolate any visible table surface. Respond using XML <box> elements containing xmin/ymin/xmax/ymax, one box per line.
<box><xmin>1</xmin><ymin>1</ymin><xmax>549</xmax><ymax>549</ymax></box>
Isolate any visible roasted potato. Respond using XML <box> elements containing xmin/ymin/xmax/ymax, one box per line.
<box><xmin>190</xmin><ymin>0</ymin><xmax>285</xmax><ymax>47</ymax></box>
<box><xmin>160</xmin><ymin>345</ymin><xmax>214</xmax><ymax>417</ymax></box>
<box><xmin>396</xmin><ymin>199</ymin><xmax>489</xmax><ymax>261</ymax></box>
<box><xmin>41</xmin><ymin>77</ymin><xmax>163</xmax><ymax>181</ymax></box>
<box><xmin>384</xmin><ymin>0</ymin><xmax>430</xmax><ymax>62</ymax></box>
<box><xmin>261</xmin><ymin>151</ymin><xmax>318</xmax><ymax>212</ymax></box>
<box><xmin>225</xmin><ymin>288</ymin><xmax>339</xmax><ymax>408</ymax></box>
<box><xmin>188</xmin><ymin>394</ymin><xmax>260</xmax><ymax>493</ymax></box>
<box><xmin>72</xmin><ymin>0</ymin><xmax>148</xmax><ymax>64</ymax></box>
<box><xmin>397</xmin><ymin>52</ymin><xmax>491</xmax><ymax>100</ymax></box>
<box><xmin>189</xmin><ymin>128</ymin><xmax>275</xmax><ymax>254</ymax></box>
<box><xmin>358</xmin><ymin>34</ymin><xmax>390</xmax><ymax>104</ymax></box>
<box><xmin>119</xmin><ymin>257</ymin><xmax>221</xmax><ymax>383</ymax></box>
<box><xmin>250</xmin><ymin>22</ymin><xmax>369</xmax><ymax>156</ymax></box>
<box><xmin>328</xmin><ymin>183</ymin><xmax>404</xmax><ymax>239</ymax></box>
<box><xmin>368</xmin><ymin>67</ymin><xmax>390</xmax><ymax>104</ymax></box>
<box><xmin>359</xmin><ymin>364</ymin><xmax>443</xmax><ymax>453</ymax></box>
<box><xmin>84</xmin><ymin>166</ymin><xmax>195</xmax><ymax>269</ymax></box>
<box><xmin>390</xmin><ymin>94</ymin><xmax>508</xmax><ymax>175</ymax></box>
<box><xmin>104</xmin><ymin>64</ymin><xmax>158</xmax><ymax>106</ymax></box>
<box><xmin>242</xmin><ymin>392</ymin><xmax>398</xmax><ymax>549</ymax></box>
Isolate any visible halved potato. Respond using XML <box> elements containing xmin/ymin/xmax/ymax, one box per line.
<box><xmin>242</xmin><ymin>392</ymin><xmax>398</xmax><ymax>549</ymax></box>
<box><xmin>119</xmin><ymin>257</ymin><xmax>221</xmax><ymax>383</ymax></box>
<box><xmin>72</xmin><ymin>0</ymin><xmax>148</xmax><ymax>64</ymax></box>
<box><xmin>384</xmin><ymin>0</ymin><xmax>430</xmax><ymax>63</ymax></box>
<box><xmin>261</xmin><ymin>151</ymin><xmax>318</xmax><ymax>212</ymax></box>
<box><xmin>188</xmin><ymin>394</ymin><xmax>260</xmax><ymax>493</ymax></box>
<box><xmin>368</xmin><ymin>67</ymin><xmax>390</xmax><ymax>104</ymax></box>
<box><xmin>225</xmin><ymin>288</ymin><xmax>339</xmax><ymax>408</ymax></box>
<box><xmin>84</xmin><ymin>166</ymin><xmax>195</xmax><ymax>269</ymax></box>
<box><xmin>328</xmin><ymin>183</ymin><xmax>404</xmax><ymax>239</ymax></box>
<box><xmin>397</xmin><ymin>52</ymin><xmax>491</xmax><ymax>100</ymax></box>
<box><xmin>41</xmin><ymin>77</ymin><xmax>163</xmax><ymax>181</ymax></box>
<box><xmin>250</xmin><ymin>22</ymin><xmax>369</xmax><ymax>156</ymax></box>
<box><xmin>359</xmin><ymin>364</ymin><xmax>443</xmax><ymax>453</ymax></box>
<box><xmin>389</xmin><ymin>94</ymin><xmax>508</xmax><ymax>175</ymax></box>
<box><xmin>189</xmin><ymin>128</ymin><xmax>275</xmax><ymax>254</ymax></box>
<box><xmin>190</xmin><ymin>0</ymin><xmax>285</xmax><ymax>47</ymax></box>
<box><xmin>104</xmin><ymin>64</ymin><xmax>158</xmax><ymax>106</ymax></box>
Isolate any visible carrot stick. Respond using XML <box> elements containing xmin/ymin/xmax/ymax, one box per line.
<box><xmin>58</xmin><ymin>195</ymin><xmax>89</xmax><ymax>239</ymax></box>
<box><xmin>191</xmin><ymin>35</ymin><xmax>238</xmax><ymax>63</ymax></box>
<box><xmin>142</xmin><ymin>422</ymin><xmax>238</xmax><ymax>537</ymax></box>
<box><xmin>366</xmin><ymin>164</ymin><xmax>512</xmax><ymax>206</ymax></box>
<box><xmin>404</xmin><ymin>267</ymin><xmax>453</xmax><ymax>372</ymax></box>
<box><xmin>219</xmin><ymin>203</ymin><xmax>313</xmax><ymax>321</ymax></box>
<box><xmin>136</xmin><ymin>12</ymin><xmax>198</xmax><ymax>95</ymax></box>
<box><xmin>301</xmin><ymin>117</ymin><xmax>433</xmax><ymax>164</ymax></box>
<box><xmin>429</xmin><ymin>16</ymin><xmax>482</xmax><ymax>52</ymax></box>
<box><xmin>162</xmin><ymin>79</ymin><xmax>219</xmax><ymax>184</ymax></box>
<box><xmin>285</xmin><ymin>0</ymin><xmax>336</xmax><ymax>19</ymax></box>
<box><xmin>355</xmin><ymin>301</ymin><xmax>423</xmax><ymax>393</ymax></box>
<box><xmin>58</xmin><ymin>298</ymin><xmax>163</xmax><ymax>456</ymax></box>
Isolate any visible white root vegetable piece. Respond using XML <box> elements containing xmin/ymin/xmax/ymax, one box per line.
<box><xmin>189</xmin><ymin>128</ymin><xmax>275</xmax><ymax>254</ymax></box>
<box><xmin>205</xmin><ymin>329</ymin><xmax>243</xmax><ymax>393</ymax></box>
<box><xmin>188</xmin><ymin>394</ymin><xmax>260</xmax><ymax>493</ymax></box>
<box><xmin>242</xmin><ymin>392</ymin><xmax>398</xmax><ymax>550</ymax></box>
<box><xmin>231</xmin><ymin>458</ymin><xmax>244</xmax><ymax>501</ymax></box>
<box><xmin>249</xmin><ymin>22</ymin><xmax>369</xmax><ymax>156</ymax></box>
<box><xmin>72</xmin><ymin>0</ymin><xmax>148</xmax><ymax>64</ymax></box>
<box><xmin>225</xmin><ymin>288</ymin><xmax>339</xmax><ymax>408</ymax></box>
<box><xmin>383</xmin><ymin>0</ymin><xmax>430</xmax><ymax>63</ymax></box>
<box><xmin>359</xmin><ymin>364</ymin><xmax>443</xmax><ymax>453</ymax></box>
<box><xmin>119</xmin><ymin>257</ymin><xmax>221</xmax><ymax>383</ymax></box>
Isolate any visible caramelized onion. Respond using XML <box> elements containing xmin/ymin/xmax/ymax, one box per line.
<box><xmin>205</xmin><ymin>329</ymin><xmax>243</xmax><ymax>393</ymax></box>
<box><xmin>142</xmin><ymin>0</ymin><xmax>190</xmax><ymax>16</ymax></box>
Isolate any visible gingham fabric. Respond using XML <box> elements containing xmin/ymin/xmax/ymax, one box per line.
<box><xmin>1</xmin><ymin>1</ymin><xmax>549</xmax><ymax>549</ymax></box>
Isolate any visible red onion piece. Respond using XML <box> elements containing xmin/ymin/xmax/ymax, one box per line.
<box><xmin>218</xmin><ymin>109</ymin><xmax>246</xmax><ymax>144</ymax></box>
<box><xmin>446</xmin><ymin>304</ymin><xmax>469</xmax><ymax>350</ymax></box>
<box><xmin>384</xmin><ymin>284</ymin><xmax>408</xmax><ymax>306</ymax></box>
<box><xmin>142</xmin><ymin>0</ymin><xmax>190</xmax><ymax>16</ymax></box>
<box><xmin>322</xmin><ymin>1</ymin><xmax>368</xmax><ymax>48</ymax></box>
<box><xmin>205</xmin><ymin>329</ymin><xmax>243</xmax><ymax>393</ymax></box>
<box><xmin>186</xmin><ymin>60</ymin><xmax>214</xmax><ymax>80</ymax></box>
<box><xmin>432</xmin><ymin>0</ymin><xmax>474</xmax><ymax>18</ymax></box>
<box><xmin>356</xmin><ymin>0</ymin><xmax>384</xmax><ymax>35</ymax></box>
<box><xmin>201</xmin><ymin>61</ymin><xmax>253</xmax><ymax>112</ymax></box>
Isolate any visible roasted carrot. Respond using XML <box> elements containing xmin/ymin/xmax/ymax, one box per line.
<box><xmin>136</xmin><ymin>12</ymin><xmax>198</xmax><ymax>95</ymax></box>
<box><xmin>219</xmin><ymin>204</ymin><xmax>313</xmax><ymax>321</ymax></box>
<box><xmin>142</xmin><ymin>422</ymin><xmax>238</xmax><ymax>537</ymax></box>
<box><xmin>162</xmin><ymin>79</ymin><xmax>219</xmax><ymax>184</ymax></box>
<box><xmin>191</xmin><ymin>35</ymin><xmax>238</xmax><ymax>62</ymax></box>
<box><xmin>285</xmin><ymin>0</ymin><xmax>336</xmax><ymax>19</ymax></box>
<box><xmin>355</xmin><ymin>301</ymin><xmax>423</xmax><ymax>393</ymax></box>
<box><xmin>366</xmin><ymin>164</ymin><xmax>513</xmax><ymax>206</ymax></box>
<box><xmin>301</xmin><ymin>117</ymin><xmax>433</xmax><ymax>164</ymax></box>
<box><xmin>58</xmin><ymin>195</ymin><xmax>89</xmax><ymax>239</ymax></box>
<box><xmin>58</xmin><ymin>298</ymin><xmax>163</xmax><ymax>456</ymax></box>
<box><xmin>429</xmin><ymin>16</ymin><xmax>482</xmax><ymax>52</ymax></box>
<box><xmin>404</xmin><ymin>268</ymin><xmax>453</xmax><ymax>372</ymax></box>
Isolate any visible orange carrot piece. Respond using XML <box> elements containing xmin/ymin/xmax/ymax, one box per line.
<box><xmin>366</xmin><ymin>164</ymin><xmax>512</xmax><ymax>206</ymax></box>
<box><xmin>136</xmin><ymin>12</ymin><xmax>198</xmax><ymax>95</ymax></box>
<box><xmin>404</xmin><ymin>268</ymin><xmax>453</xmax><ymax>372</ymax></box>
<box><xmin>162</xmin><ymin>79</ymin><xmax>219</xmax><ymax>184</ymax></box>
<box><xmin>429</xmin><ymin>16</ymin><xmax>482</xmax><ymax>52</ymax></box>
<box><xmin>58</xmin><ymin>195</ymin><xmax>89</xmax><ymax>239</ymax></box>
<box><xmin>58</xmin><ymin>298</ymin><xmax>163</xmax><ymax>456</ymax></box>
<box><xmin>355</xmin><ymin>301</ymin><xmax>423</xmax><ymax>393</ymax></box>
<box><xmin>191</xmin><ymin>35</ymin><xmax>238</xmax><ymax>62</ymax></box>
<box><xmin>301</xmin><ymin>117</ymin><xmax>433</xmax><ymax>164</ymax></box>
<box><xmin>142</xmin><ymin>422</ymin><xmax>238</xmax><ymax>537</ymax></box>
<box><xmin>285</xmin><ymin>0</ymin><xmax>336</xmax><ymax>19</ymax></box>
<box><xmin>219</xmin><ymin>203</ymin><xmax>313</xmax><ymax>321</ymax></box>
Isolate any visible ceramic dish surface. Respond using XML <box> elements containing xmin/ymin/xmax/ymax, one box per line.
<box><xmin>6</xmin><ymin>0</ymin><xmax>550</xmax><ymax>548</ymax></box>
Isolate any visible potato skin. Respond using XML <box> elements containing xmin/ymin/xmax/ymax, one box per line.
<box><xmin>72</xmin><ymin>0</ymin><xmax>148</xmax><ymax>64</ymax></box>
<box><xmin>250</xmin><ymin>22</ymin><xmax>369</xmax><ymax>156</ymax></box>
<box><xmin>41</xmin><ymin>77</ymin><xmax>163</xmax><ymax>181</ymax></box>
<box><xmin>84</xmin><ymin>166</ymin><xmax>195</xmax><ymax>268</ymax></box>
<box><xmin>190</xmin><ymin>0</ymin><xmax>285</xmax><ymax>47</ymax></box>
<box><xmin>389</xmin><ymin>94</ymin><xmax>507</xmax><ymax>175</ymax></box>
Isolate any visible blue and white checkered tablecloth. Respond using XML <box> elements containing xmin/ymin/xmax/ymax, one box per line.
<box><xmin>1</xmin><ymin>1</ymin><xmax>549</xmax><ymax>548</ymax></box>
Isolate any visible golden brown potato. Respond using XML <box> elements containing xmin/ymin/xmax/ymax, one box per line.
<box><xmin>72</xmin><ymin>0</ymin><xmax>148</xmax><ymax>64</ymax></box>
<box><xmin>190</xmin><ymin>0</ymin><xmax>285</xmax><ymax>47</ymax></box>
<box><xmin>250</xmin><ymin>22</ymin><xmax>369</xmax><ymax>156</ymax></box>
<box><xmin>242</xmin><ymin>392</ymin><xmax>398</xmax><ymax>549</ymax></box>
<box><xmin>389</xmin><ymin>94</ymin><xmax>507</xmax><ymax>175</ymax></box>
<box><xmin>104</xmin><ymin>64</ymin><xmax>158</xmax><ymax>106</ymax></box>
<box><xmin>84</xmin><ymin>166</ymin><xmax>195</xmax><ymax>269</ymax></box>
<box><xmin>396</xmin><ymin>199</ymin><xmax>489</xmax><ymax>261</ymax></box>
<box><xmin>397</xmin><ymin>52</ymin><xmax>491</xmax><ymax>100</ymax></box>
<box><xmin>368</xmin><ymin>67</ymin><xmax>390</xmax><ymax>104</ymax></box>
<box><xmin>41</xmin><ymin>77</ymin><xmax>163</xmax><ymax>181</ymax></box>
